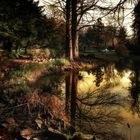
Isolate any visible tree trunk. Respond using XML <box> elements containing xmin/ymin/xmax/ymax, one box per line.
<box><xmin>66</xmin><ymin>0</ymin><xmax>73</xmax><ymax>61</ymax></box>
<box><xmin>71</xmin><ymin>0</ymin><xmax>79</xmax><ymax>60</ymax></box>
<box><xmin>74</xmin><ymin>29</ymin><xmax>79</xmax><ymax>59</ymax></box>
<box><xmin>134</xmin><ymin>1</ymin><xmax>140</xmax><ymax>54</ymax></box>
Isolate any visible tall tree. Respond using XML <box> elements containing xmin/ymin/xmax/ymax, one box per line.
<box><xmin>43</xmin><ymin>0</ymin><xmax>138</xmax><ymax>60</ymax></box>
<box><xmin>65</xmin><ymin>0</ymin><xmax>73</xmax><ymax>60</ymax></box>
<box><xmin>71</xmin><ymin>0</ymin><xmax>79</xmax><ymax>59</ymax></box>
<box><xmin>133</xmin><ymin>0</ymin><xmax>140</xmax><ymax>54</ymax></box>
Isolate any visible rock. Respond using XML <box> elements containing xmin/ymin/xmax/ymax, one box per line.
<box><xmin>20</xmin><ymin>128</ymin><xmax>33</xmax><ymax>140</ymax></box>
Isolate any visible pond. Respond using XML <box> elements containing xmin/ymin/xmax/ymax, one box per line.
<box><xmin>0</xmin><ymin>59</ymin><xmax>140</xmax><ymax>140</ymax></box>
<box><xmin>35</xmin><ymin>59</ymin><xmax>140</xmax><ymax>140</ymax></box>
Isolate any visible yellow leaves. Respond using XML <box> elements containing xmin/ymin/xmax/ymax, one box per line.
<box><xmin>35</xmin><ymin>118</ymin><xmax>44</xmax><ymax>129</ymax></box>
<box><xmin>35</xmin><ymin>113</ymin><xmax>46</xmax><ymax>129</ymax></box>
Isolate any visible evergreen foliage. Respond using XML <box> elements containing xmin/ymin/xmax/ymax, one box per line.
<box><xmin>0</xmin><ymin>0</ymin><xmax>44</xmax><ymax>51</ymax></box>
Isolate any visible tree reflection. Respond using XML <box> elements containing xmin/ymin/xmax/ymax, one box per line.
<box><xmin>65</xmin><ymin>72</ymin><xmax>72</xmax><ymax>114</ymax></box>
<box><xmin>87</xmin><ymin>66</ymin><xmax>104</xmax><ymax>87</ymax></box>
<box><xmin>65</xmin><ymin>72</ymin><xmax>78</xmax><ymax>127</ymax></box>
<box><xmin>129</xmin><ymin>60</ymin><xmax>140</xmax><ymax>116</ymax></box>
<box><xmin>65</xmin><ymin>71</ymin><xmax>127</xmax><ymax>140</ymax></box>
<box><xmin>94</xmin><ymin>66</ymin><xmax>104</xmax><ymax>87</ymax></box>
<box><xmin>76</xmin><ymin>88</ymin><xmax>126</xmax><ymax>140</ymax></box>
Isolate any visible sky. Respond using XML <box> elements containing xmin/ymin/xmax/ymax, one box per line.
<box><xmin>90</xmin><ymin>0</ymin><xmax>135</xmax><ymax>36</ymax></box>
<box><xmin>35</xmin><ymin>0</ymin><xmax>135</xmax><ymax>36</ymax></box>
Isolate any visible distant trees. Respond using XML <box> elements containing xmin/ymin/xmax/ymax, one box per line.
<box><xmin>42</xmin><ymin>17</ymin><xmax>65</xmax><ymax>51</ymax></box>
<box><xmin>118</xmin><ymin>27</ymin><xmax>127</xmax><ymax>42</ymax></box>
<box><xmin>45</xmin><ymin>0</ymin><xmax>135</xmax><ymax>60</ymax></box>
<box><xmin>1</xmin><ymin>0</ymin><xmax>139</xmax><ymax>57</ymax></box>
<box><xmin>65</xmin><ymin>0</ymin><xmax>107</xmax><ymax>60</ymax></box>
<box><xmin>79</xmin><ymin>19</ymin><xmax>104</xmax><ymax>52</ymax></box>
<box><xmin>103</xmin><ymin>26</ymin><xmax>117</xmax><ymax>49</ymax></box>
<box><xmin>79</xmin><ymin>23</ymin><xmax>128</xmax><ymax>52</ymax></box>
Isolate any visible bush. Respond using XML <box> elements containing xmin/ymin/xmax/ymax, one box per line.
<box><xmin>50</xmin><ymin>58</ymin><xmax>70</xmax><ymax>66</ymax></box>
<box><xmin>41</xmin><ymin>48</ymin><xmax>51</xmax><ymax>58</ymax></box>
<box><xmin>15</xmin><ymin>80</ymin><xmax>31</xmax><ymax>94</ymax></box>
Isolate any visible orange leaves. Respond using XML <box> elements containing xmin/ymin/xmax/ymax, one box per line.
<box><xmin>28</xmin><ymin>90</ymin><xmax>42</xmax><ymax>108</ymax></box>
<box><xmin>28</xmin><ymin>90</ymin><xmax>69</xmax><ymax>126</ymax></box>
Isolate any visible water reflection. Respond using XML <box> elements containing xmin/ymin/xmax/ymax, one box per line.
<box><xmin>2</xmin><ymin>61</ymin><xmax>139</xmax><ymax>140</ymax></box>
<box><xmin>65</xmin><ymin>70</ymin><xmax>127</xmax><ymax>140</ymax></box>
<box><xmin>129</xmin><ymin>60</ymin><xmax>140</xmax><ymax>116</ymax></box>
<box><xmin>65</xmin><ymin>72</ymin><xmax>78</xmax><ymax>126</ymax></box>
<box><xmin>64</xmin><ymin>62</ymin><xmax>140</xmax><ymax>140</ymax></box>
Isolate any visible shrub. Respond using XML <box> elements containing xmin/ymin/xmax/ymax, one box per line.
<box><xmin>51</xmin><ymin>58</ymin><xmax>70</xmax><ymax>66</ymax></box>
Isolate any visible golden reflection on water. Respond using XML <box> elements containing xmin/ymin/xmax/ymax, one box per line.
<box><xmin>59</xmin><ymin>64</ymin><xmax>140</xmax><ymax>139</ymax></box>
<box><xmin>78</xmin><ymin>68</ymin><xmax>131</xmax><ymax>95</ymax></box>
<box><xmin>119</xmin><ymin>108</ymin><xmax>140</xmax><ymax>140</ymax></box>
<box><xmin>69</xmin><ymin>67</ymin><xmax>140</xmax><ymax>140</ymax></box>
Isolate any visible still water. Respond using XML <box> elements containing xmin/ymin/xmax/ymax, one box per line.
<box><xmin>37</xmin><ymin>60</ymin><xmax>140</xmax><ymax>140</ymax></box>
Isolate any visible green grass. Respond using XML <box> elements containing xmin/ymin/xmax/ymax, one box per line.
<box><xmin>49</xmin><ymin>58</ymin><xmax>70</xmax><ymax>67</ymax></box>
<box><xmin>8</xmin><ymin>49</ymin><xmax>33</xmax><ymax>59</ymax></box>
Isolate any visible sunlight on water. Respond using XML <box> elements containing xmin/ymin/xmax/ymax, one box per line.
<box><xmin>63</xmin><ymin>65</ymin><xmax>140</xmax><ymax>140</ymax></box>
<box><xmin>58</xmin><ymin>63</ymin><xmax>140</xmax><ymax>140</ymax></box>
<box><xmin>77</xmin><ymin>68</ymin><xmax>132</xmax><ymax>95</ymax></box>
<box><xmin>78</xmin><ymin>71</ymin><xmax>96</xmax><ymax>94</ymax></box>
<box><xmin>121</xmin><ymin>72</ymin><xmax>131</xmax><ymax>86</ymax></box>
<box><xmin>118</xmin><ymin>70</ymin><xmax>131</xmax><ymax>88</ymax></box>
<box><xmin>118</xmin><ymin>108</ymin><xmax>140</xmax><ymax>140</ymax></box>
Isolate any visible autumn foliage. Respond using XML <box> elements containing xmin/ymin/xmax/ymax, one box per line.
<box><xmin>28</xmin><ymin>90</ymin><xmax>69</xmax><ymax>128</ymax></box>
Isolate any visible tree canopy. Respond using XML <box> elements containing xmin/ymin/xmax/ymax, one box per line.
<box><xmin>42</xmin><ymin>0</ymin><xmax>140</xmax><ymax>59</ymax></box>
<box><xmin>0</xmin><ymin>0</ymin><xmax>44</xmax><ymax>51</ymax></box>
